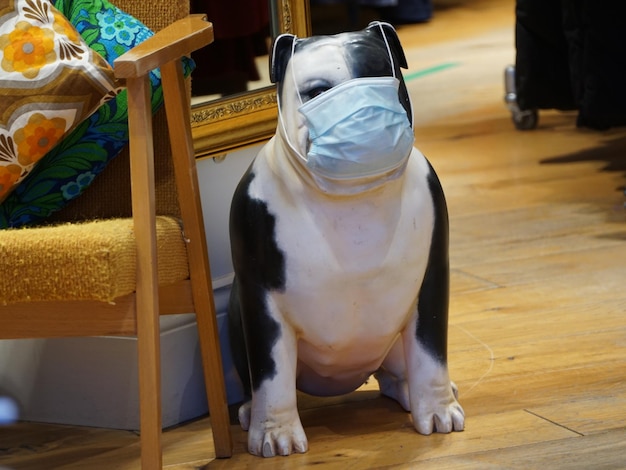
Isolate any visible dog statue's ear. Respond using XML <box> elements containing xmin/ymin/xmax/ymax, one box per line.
<box><xmin>270</xmin><ymin>33</ymin><xmax>297</xmax><ymax>83</ymax></box>
<box><xmin>365</xmin><ymin>21</ymin><xmax>408</xmax><ymax>69</ymax></box>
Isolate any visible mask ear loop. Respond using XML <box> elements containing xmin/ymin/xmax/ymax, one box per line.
<box><xmin>290</xmin><ymin>38</ymin><xmax>304</xmax><ymax>107</ymax></box>
<box><xmin>375</xmin><ymin>21</ymin><xmax>396</xmax><ymax>79</ymax></box>
<box><xmin>275</xmin><ymin>35</ymin><xmax>301</xmax><ymax>114</ymax></box>
<box><xmin>276</xmin><ymin>37</ymin><xmax>309</xmax><ymax>163</ymax></box>
<box><xmin>375</xmin><ymin>21</ymin><xmax>415</xmax><ymax>130</ymax></box>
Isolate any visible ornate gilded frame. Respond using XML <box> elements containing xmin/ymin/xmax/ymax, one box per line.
<box><xmin>191</xmin><ymin>0</ymin><xmax>311</xmax><ymax>158</ymax></box>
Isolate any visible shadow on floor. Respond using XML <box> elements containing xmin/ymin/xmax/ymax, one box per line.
<box><xmin>541</xmin><ymin>134</ymin><xmax>626</xmax><ymax>191</ymax></box>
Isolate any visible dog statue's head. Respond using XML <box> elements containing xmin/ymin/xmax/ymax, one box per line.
<box><xmin>270</xmin><ymin>22</ymin><xmax>414</xmax><ymax>192</ymax></box>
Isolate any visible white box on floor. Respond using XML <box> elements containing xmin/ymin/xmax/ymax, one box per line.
<box><xmin>0</xmin><ymin>297</ymin><xmax>243</xmax><ymax>430</ymax></box>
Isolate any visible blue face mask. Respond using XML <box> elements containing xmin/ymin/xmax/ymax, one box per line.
<box><xmin>297</xmin><ymin>76</ymin><xmax>414</xmax><ymax>180</ymax></box>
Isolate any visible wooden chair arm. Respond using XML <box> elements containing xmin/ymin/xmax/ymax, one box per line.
<box><xmin>113</xmin><ymin>14</ymin><xmax>213</xmax><ymax>79</ymax></box>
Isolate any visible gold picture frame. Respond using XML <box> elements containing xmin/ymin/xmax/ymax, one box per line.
<box><xmin>191</xmin><ymin>0</ymin><xmax>311</xmax><ymax>158</ymax></box>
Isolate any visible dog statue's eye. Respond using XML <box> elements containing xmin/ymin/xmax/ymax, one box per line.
<box><xmin>304</xmin><ymin>86</ymin><xmax>331</xmax><ymax>100</ymax></box>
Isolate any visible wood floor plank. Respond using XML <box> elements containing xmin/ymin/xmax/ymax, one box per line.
<box><xmin>458</xmin><ymin>243</ymin><xmax>626</xmax><ymax>288</ymax></box>
<box><xmin>404</xmin><ymin>429</ymin><xmax>626</xmax><ymax>470</ymax></box>
<box><xmin>455</xmin><ymin>362</ymin><xmax>626</xmax><ymax>419</ymax></box>
<box><xmin>199</xmin><ymin>404</ymin><xmax>576</xmax><ymax>470</ymax></box>
<box><xmin>0</xmin><ymin>423</ymin><xmax>139</xmax><ymax>470</ymax></box>
<box><xmin>527</xmin><ymin>395</ymin><xmax>626</xmax><ymax>436</ymax></box>
<box><xmin>397</xmin><ymin>0</ymin><xmax>515</xmax><ymax>50</ymax></box>
<box><xmin>450</xmin><ymin>273</ymin><xmax>626</xmax><ymax>321</ymax></box>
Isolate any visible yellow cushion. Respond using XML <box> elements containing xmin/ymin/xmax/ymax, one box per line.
<box><xmin>0</xmin><ymin>216</ymin><xmax>189</xmax><ymax>303</ymax></box>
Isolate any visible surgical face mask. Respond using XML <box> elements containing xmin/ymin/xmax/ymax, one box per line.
<box><xmin>278</xmin><ymin>22</ymin><xmax>415</xmax><ymax>181</ymax></box>
<box><xmin>297</xmin><ymin>76</ymin><xmax>414</xmax><ymax>180</ymax></box>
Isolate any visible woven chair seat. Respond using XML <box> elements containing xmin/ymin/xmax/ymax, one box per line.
<box><xmin>0</xmin><ymin>217</ymin><xmax>189</xmax><ymax>304</ymax></box>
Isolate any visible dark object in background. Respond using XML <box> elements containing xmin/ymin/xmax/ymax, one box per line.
<box><xmin>514</xmin><ymin>0</ymin><xmax>626</xmax><ymax>130</ymax></box>
<box><xmin>378</xmin><ymin>0</ymin><xmax>433</xmax><ymax>24</ymax></box>
<box><xmin>190</xmin><ymin>0</ymin><xmax>269</xmax><ymax>97</ymax></box>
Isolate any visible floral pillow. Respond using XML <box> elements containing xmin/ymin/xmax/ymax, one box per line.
<box><xmin>0</xmin><ymin>0</ymin><xmax>195</xmax><ymax>228</ymax></box>
<box><xmin>0</xmin><ymin>0</ymin><xmax>118</xmax><ymax>204</ymax></box>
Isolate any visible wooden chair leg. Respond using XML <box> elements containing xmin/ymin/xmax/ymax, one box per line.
<box><xmin>195</xmin><ymin>294</ymin><xmax>234</xmax><ymax>458</ymax></box>
<box><xmin>136</xmin><ymin>305</ymin><xmax>163</xmax><ymax>469</ymax></box>
<box><xmin>160</xmin><ymin>59</ymin><xmax>233</xmax><ymax>458</ymax></box>
<box><xmin>127</xmin><ymin>74</ymin><xmax>163</xmax><ymax>468</ymax></box>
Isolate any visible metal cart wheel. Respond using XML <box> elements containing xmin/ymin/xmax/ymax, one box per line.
<box><xmin>504</xmin><ymin>65</ymin><xmax>538</xmax><ymax>130</ymax></box>
<box><xmin>511</xmin><ymin>108</ymin><xmax>538</xmax><ymax>130</ymax></box>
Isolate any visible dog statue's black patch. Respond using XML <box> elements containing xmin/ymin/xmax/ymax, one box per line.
<box><xmin>228</xmin><ymin>168</ymin><xmax>286</xmax><ymax>393</ymax></box>
<box><xmin>415</xmin><ymin>159</ymin><xmax>450</xmax><ymax>364</ymax></box>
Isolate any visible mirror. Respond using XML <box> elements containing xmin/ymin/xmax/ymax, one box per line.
<box><xmin>191</xmin><ymin>0</ymin><xmax>311</xmax><ymax>158</ymax></box>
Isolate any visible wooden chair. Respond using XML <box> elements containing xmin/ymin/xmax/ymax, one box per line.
<box><xmin>0</xmin><ymin>3</ymin><xmax>232</xmax><ymax>468</ymax></box>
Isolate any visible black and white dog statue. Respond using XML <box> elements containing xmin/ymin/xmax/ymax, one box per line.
<box><xmin>228</xmin><ymin>21</ymin><xmax>464</xmax><ymax>457</ymax></box>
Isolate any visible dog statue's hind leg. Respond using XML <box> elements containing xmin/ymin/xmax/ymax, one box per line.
<box><xmin>377</xmin><ymin>165</ymin><xmax>464</xmax><ymax>435</ymax></box>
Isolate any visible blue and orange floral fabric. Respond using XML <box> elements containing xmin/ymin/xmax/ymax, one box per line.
<box><xmin>0</xmin><ymin>0</ymin><xmax>118</xmax><ymax>205</ymax></box>
<box><xmin>0</xmin><ymin>0</ymin><xmax>195</xmax><ymax>228</ymax></box>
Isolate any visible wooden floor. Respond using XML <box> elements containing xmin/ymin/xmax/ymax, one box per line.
<box><xmin>3</xmin><ymin>1</ymin><xmax>626</xmax><ymax>468</ymax></box>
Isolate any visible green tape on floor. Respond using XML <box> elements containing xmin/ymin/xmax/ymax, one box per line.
<box><xmin>403</xmin><ymin>62</ymin><xmax>460</xmax><ymax>82</ymax></box>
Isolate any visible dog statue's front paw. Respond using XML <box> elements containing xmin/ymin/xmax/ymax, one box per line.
<box><xmin>413</xmin><ymin>383</ymin><xmax>465</xmax><ymax>435</ymax></box>
<box><xmin>238</xmin><ymin>401</ymin><xmax>252</xmax><ymax>431</ymax></box>
<box><xmin>247</xmin><ymin>414</ymin><xmax>308</xmax><ymax>457</ymax></box>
